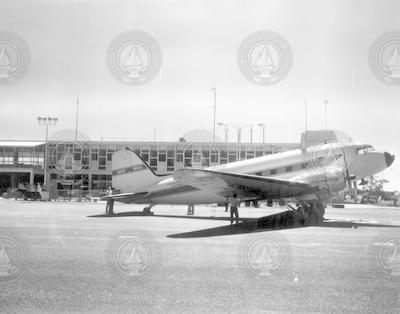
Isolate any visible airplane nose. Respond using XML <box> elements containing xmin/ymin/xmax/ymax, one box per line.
<box><xmin>384</xmin><ymin>152</ymin><xmax>395</xmax><ymax>167</ymax></box>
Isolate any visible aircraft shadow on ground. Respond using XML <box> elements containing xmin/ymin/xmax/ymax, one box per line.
<box><xmin>169</xmin><ymin>215</ymin><xmax>400</xmax><ymax>238</ymax></box>
<box><xmin>88</xmin><ymin>210</ymin><xmax>400</xmax><ymax>238</ymax></box>
<box><xmin>87</xmin><ymin>211</ymin><xmax>232</xmax><ymax>220</ymax></box>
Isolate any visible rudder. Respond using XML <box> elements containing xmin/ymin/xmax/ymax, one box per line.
<box><xmin>112</xmin><ymin>149</ymin><xmax>162</xmax><ymax>193</ymax></box>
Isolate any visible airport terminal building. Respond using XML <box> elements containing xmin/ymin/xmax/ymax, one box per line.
<box><xmin>0</xmin><ymin>139</ymin><xmax>300</xmax><ymax>194</ymax></box>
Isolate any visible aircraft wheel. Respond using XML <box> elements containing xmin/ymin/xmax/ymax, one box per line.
<box><xmin>297</xmin><ymin>205</ymin><xmax>308</xmax><ymax>226</ymax></box>
<box><xmin>143</xmin><ymin>207</ymin><xmax>154</xmax><ymax>215</ymax></box>
<box><xmin>307</xmin><ymin>204</ymin><xmax>318</xmax><ymax>225</ymax></box>
<box><xmin>314</xmin><ymin>201</ymin><xmax>325</xmax><ymax>224</ymax></box>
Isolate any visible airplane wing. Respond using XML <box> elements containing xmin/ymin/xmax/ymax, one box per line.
<box><xmin>173</xmin><ymin>169</ymin><xmax>314</xmax><ymax>199</ymax></box>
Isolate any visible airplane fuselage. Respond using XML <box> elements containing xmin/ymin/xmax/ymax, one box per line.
<box><xmin>113</xmin><ymin>142</ymin><xmax>393</xmax><ymax>205</ymax></box>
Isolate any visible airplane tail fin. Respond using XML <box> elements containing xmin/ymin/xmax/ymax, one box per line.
<box><xmin>112</xmin><ymin>149</ymin><xmax>163</xmax><ymax>193</ymax></box>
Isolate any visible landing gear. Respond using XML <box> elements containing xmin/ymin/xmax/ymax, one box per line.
<box><xmin>314</xmin><ymin>201</ymin><xmax>325</xmax><ymax>224</ymax></box>
<box><xmin>295</xmin><ymin>200</ymin><xmax>325</xmax><ymax>226</ymax></box>
<box><xmin>143</xmin><ymin>204</ymin><xmax>154</xmax><ymax>215</ymax></box>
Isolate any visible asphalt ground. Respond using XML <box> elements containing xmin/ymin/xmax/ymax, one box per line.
<box><xmin>0</xmin><ymin>199</ymin><xmax>399</xmax><ymax>313</ymax></box>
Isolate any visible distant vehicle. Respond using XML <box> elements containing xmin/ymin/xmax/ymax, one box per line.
<box><xmin>104</xmin><ymin>140</ymin><xmax>394</xmax><ymax>225</ymax></box>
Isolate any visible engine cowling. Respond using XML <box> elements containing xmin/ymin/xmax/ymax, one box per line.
<box><xmin>292</xmin><ymin>167</ymin><xmax>346</xmax><ymax>197</ymax></box>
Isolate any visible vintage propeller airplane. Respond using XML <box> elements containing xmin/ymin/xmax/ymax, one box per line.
<box><xmin>104</xmin><ymin>135</ymin><xmax>394</xmax><ymax>225</ymax></box>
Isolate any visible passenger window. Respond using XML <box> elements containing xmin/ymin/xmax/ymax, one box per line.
<box><xmin>270</xmin><ymin>169</ymin><xmax>277</xmax><ymax>175</ymax></box>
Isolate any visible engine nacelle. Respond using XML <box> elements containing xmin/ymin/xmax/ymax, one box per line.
<box><xmin>291</xmin><ymin>167</ymin><xmax>346</xmax><ymax>197</ymax></box>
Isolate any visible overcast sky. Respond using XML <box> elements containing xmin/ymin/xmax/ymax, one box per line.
<box><xmin>0</xmin><ymin>0</ymin><xmax>399</xmax><ymax>189</ymax></box>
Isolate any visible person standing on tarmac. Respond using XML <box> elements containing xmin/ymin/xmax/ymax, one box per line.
<box><xmin>187</xmin><ymin>204</ymin><xmax>194</xmax><ymax>215</ymax></box>
<box><xmin>230</xmin><ymin>194</ymin><xmax>240</xmax><ymax>225</ymax></box>
<box><xmin>105</xmin><ymin>186</ymin><xmax>114</xmax><ymax>214</ymax></box>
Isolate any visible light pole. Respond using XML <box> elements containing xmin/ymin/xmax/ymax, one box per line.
<box><xmin>257</xmin><ymin>123</ymin><xmax>266</xmax><ymax>144</ymax></box>
<box><xmin>218</xmin><ymin>123</ymin><xmax>240</xmax><ymax>160</ymax></box>
<box><xmin>211</xmin><ymin>87</ymin><xmax>217</xmax><ymax>143</ymax></box>
<box><xmin>239</xmin><ymin>124</ymin><xmax>254</xmax><ymax>143</ymax></box>
<box><xmin>37</xmin><ymin>116</ymin><xmax>58</xmax><ymax>186</ymax></box>
<box><xmin>217</xmin><ymin>123</ymin><xmax>253</xmax><ymax>160</ymax></box>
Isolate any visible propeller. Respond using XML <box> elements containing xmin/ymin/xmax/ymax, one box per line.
<box><xmin>342</xmin><ymin>150</ymin><xmax>358</xmax><ymax>203</ymax></box>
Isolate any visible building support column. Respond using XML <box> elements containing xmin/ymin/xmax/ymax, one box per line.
<box><xmin>10</xmin><ymin>173</ymin><xmax>16</xmax><ymax>189</ymax></box>
<box><xmin>30</xmin><ymin>170</ymin><xmax>34</xmax><ymax>185</ymax></box>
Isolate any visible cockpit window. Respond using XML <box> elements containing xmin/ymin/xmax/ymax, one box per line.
<box><xmin>357</xmin><ymin>145</ymin><xmax>375</xmax><ymax>155</ymax></box>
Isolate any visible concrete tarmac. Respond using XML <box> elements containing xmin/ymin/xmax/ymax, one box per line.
<box><xmin>0</xmin><ymin>199</ymin><xmax>399</xmax><ymax>313</ymax></box>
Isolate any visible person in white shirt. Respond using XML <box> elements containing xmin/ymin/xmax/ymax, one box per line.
<box><xmin>105</xmin><ymin>187</ymin><xmax>114</xmax><ymax>214</ymax></box>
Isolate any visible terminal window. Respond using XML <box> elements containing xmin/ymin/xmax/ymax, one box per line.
<box><xmin>184</xmin><ymin>159</ymin><xmax>192</xmax><ymax>167</ymax></box>
<box><xmin>150</xmin><ymin>150</ymin><xmax>157</xmax><ymax>158</ymax></box>
<box><xmin>159</xmin><ymin>151</ymin><xmax>166</xmax><ymax>162</ymax></box>
<box><xmin>150</xmin><ymin>159</ymin><xmax>157</xmax><ymax>167</ymax></box>
<box><xmin>211</xmin><ymin>154</ymin><xmax>218</xmax><ymax>163</ymax></box>
<box><xmin>193</xmin><ymin>153</ymin><xmax>201</xmax><ymax>163</ymax></box>
<box><xmin>65</xmin><ymin>156</ymin><xmax>73</xmax><ymax>170</ymax></box>
<box><xmin>141</xmin><ymin>153</ymin><xmax>149</xmax><ymax>162</ymax></box>
<box><xmin>107</xmin><ymin>150</ymin><xmax>114</xmax><ymax>161</ymax></box>
<box><xmin>246</xmin><ymin>151</ymin><xmax>254</xmax><ymax>159</ymax></box>
<box><xmin>184</xmin><ymin>150</ymin><xmax>192</xmax><ymax>158</ymax></box>
<box><xmin>167</xmin><ymin>150</ymin><xmax>174</xmax><ymax>158</ymax></box>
